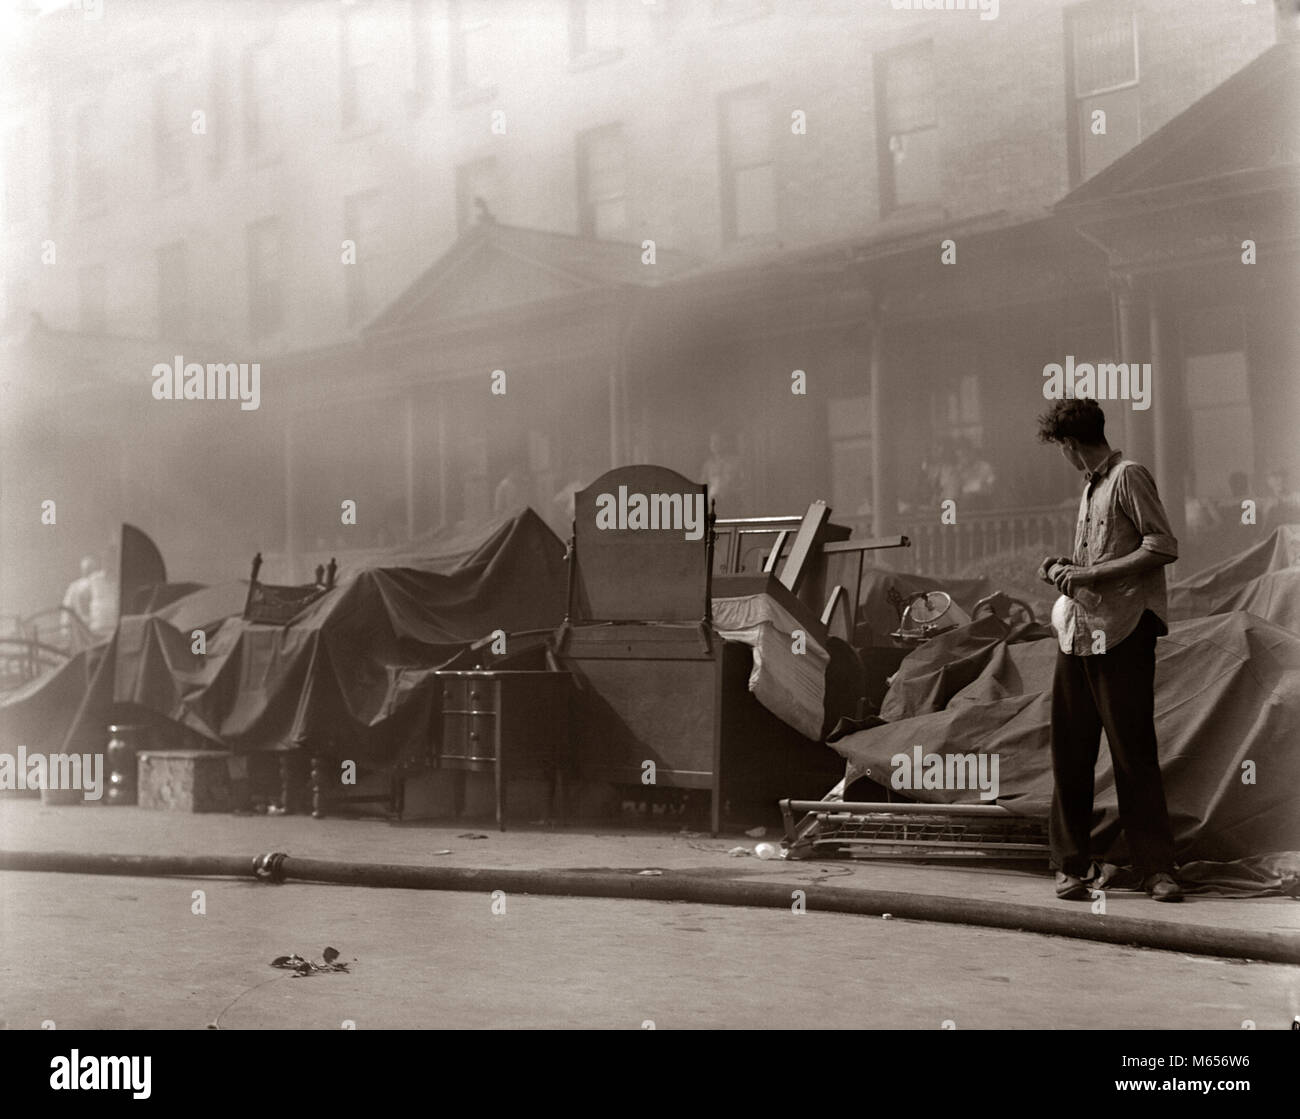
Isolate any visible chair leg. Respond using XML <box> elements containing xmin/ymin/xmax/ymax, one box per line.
<box><xmin>310</xmin><ymin>755</ymin><xmax>327</xmax><ymax>819</ymax></box>
<box><xmin>495</xmin><ymin>760</ymin><xmax>505</xmax><ymax>832</ymax></box>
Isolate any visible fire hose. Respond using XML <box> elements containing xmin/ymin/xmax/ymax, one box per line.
<box><xmin>2</xmin><ymin>848</ymin><xmax>1297</xmax><ymax>964</ymax></box>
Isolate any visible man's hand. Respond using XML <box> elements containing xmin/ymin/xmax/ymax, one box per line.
<box><xmin>1052</xmin><ymin>564</ymin><xmax>1096</xmax><ymax>597</ymax></box>
<box><xmin>1038</xmin><ymin>555</ymin><xmax>1071</xmax><ymax>585</ymax></box>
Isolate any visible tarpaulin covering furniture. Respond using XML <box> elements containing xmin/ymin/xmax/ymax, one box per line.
<box><xmin>826</xmin><ymin>609</ymin><xmax>1300</xmax><ymax>862</ymax></box>
<box><xmin>1169</xmin><ymin>524</ymin><xmax>1300</xmax><ymax>631</ymax></box>
<box><xmin>1</xmin><ymin>510</ymin><xmax>568</xmax><ymax>775</ymax></box>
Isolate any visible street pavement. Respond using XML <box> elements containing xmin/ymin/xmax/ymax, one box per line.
<box><xmin>2</xmin><ymin>798</ymin><xmax>1298</xmax><ymax>1028</ymax></box>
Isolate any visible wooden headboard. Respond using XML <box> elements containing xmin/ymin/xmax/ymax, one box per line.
<box><xmin>570</xmin><ymin>464</ymin><xmax>712</xmax><ymax>623</ymax></box>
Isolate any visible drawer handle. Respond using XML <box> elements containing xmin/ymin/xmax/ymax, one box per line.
<box><xmin>469</xmin><ymin>731</ymin><xmax>479</xmax><ymax>741</ymax></box>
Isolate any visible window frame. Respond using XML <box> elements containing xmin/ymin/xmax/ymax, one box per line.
<box><xmin>153</xmin><ymin>69</ymin><xmax>190</xmax><ymax>195</ymax></box>
<box><xmin>449</xmin><ymin>0</ymin><xmax>496</xmax><ymax>102</ymax></box>
<box><xmin>409</xmin><ymin>0</ymin><xmax>435</xmax><ymax>112</ymax></box>
<box><xmin>576</xmin><ymin>123</ymin><xmax>629</xmax><ymax>240</ymax></box>
<box><xmin>74</xmin><ymin>100</ymin><xmax>108</xmax><ymax>215</ymax></box>
<box><xmin>78</xmin><ymin>262</ymin><xmax>107</xmax><ymax>335</ymax></box>
<box><xmin>1064</xmin><ymin>0</ymin><xmax>1141</xmax><ymax>186</ymax></box>
<box><xmin>242</xmin><ymin>39</ymin><xmax>282</xmax><ymax>164</ymax></box>
<box><xmin>717</xmin><ymin>82</ymin><xmax>778</xmax><ymax>245</ymax></box>
<box><xmin>340</xmin><ymin>1</ymin><xmax>385</xmax><ymax>133</ymax></box>
<box><xmin>343</xmin><ymin>189</ymin><xmax>383</xmax><ymax>325</ymax></box>
<box><xmin>874</xmin><ymin>38</ymin><xmax>940</xmax><ymax>217</ymax></box>
<box><xmin>246</xmin><ymin>216</ymin><xmax>283</xmax><ymax>339</ymax></box>
<box><xmin>567</xmin><ymin>0</ymin><xmax>624</xmax><ymax>70</ymax></box>
<box><xmin>156</xmin><ymin>240</ymin><xmax>189</xmax><ymax>339</ymax></box>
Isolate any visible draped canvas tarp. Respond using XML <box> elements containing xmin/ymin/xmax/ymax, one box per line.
<box><xmin>1</xmin><ymin>510</ymin><xmax>568</xmax><ymax>770</ymax></box>
<box><xmin>1169</xmin><ymin>524</ymin><xmax>1300</xmax><ymax>629</ymax></box>
<box><xmin>829</xmin><ymin>609</ymin><xmax>1300</xmax><ymax>863</ymax></box>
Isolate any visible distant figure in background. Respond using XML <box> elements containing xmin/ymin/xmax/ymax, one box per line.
<box><xmin>550</xmin><ymin>468</ymin><xmax>592</xmax><ymax>541</ymax></box>
<box><xmin>954</xmin><ymin>440</ymin><xmax>997</xmax><ymax>509</ymax></box>
<box><xmin>920</xmin><ymin>438</ymin><xmax>953</xmax><ymax>505</ymax></box>
<box><xmin>1184</xmin><ymin>473</ymin><xmax>1222</xmax><ymax>534</ymax></box>
<box><xmin>62</xmin><ymin>554</ymin><xmax>117</xmax><ymax>641</ymax></box>
<box><xmin>492</xmin><ymin>466</ymin><xmax>529</xmax><ymax>518</ymax></box>
<box><xmin>700</xmin><ymin>431</ymin><xmax>747</xmax><ymax>512</ymax></box>
<box><xmin>1216</xmin><ymin>470</ymin><xmax>1252</xmax><ymax>532</ymax></box>
<box><xmin>1263</xmin><ymin>467</ymin><xmax>1300</xmax><ymax>531</ymax></box>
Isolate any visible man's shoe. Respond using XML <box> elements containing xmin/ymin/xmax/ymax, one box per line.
<box><xmin>1055</xmin><ymin>871</ymin><xmax>1090</xmax><ymax>901</ymax></box>
<box><xmin>1144</xmin><ymin>872</ymin><xmax>1184</xmax><ymax>902</ymax></box>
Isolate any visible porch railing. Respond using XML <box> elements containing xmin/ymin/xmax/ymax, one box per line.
<box><xmin>838</xmin><ymin>505</ymin><xmax>1078</xmax><ymax>577</ymax></box>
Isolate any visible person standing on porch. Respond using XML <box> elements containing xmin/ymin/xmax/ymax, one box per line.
<box><xmin>1035</xmin><ymin>397</ymin><xmax>1183</xmax><ymax>903</ymax></box>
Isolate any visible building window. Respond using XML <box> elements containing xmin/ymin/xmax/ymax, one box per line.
<box><xmin>344</xmin><ymin>190</ymin><xmax>383</xmax><ymax>324</ymax></box>
<box><xmin>153</xmin><ymin>72</ymin><xmax>189</xmax><ymax>190</ymax></box>
<box><xmin>450</xmin><ymin>0</ymin><xmax>493</xmax><ymax>95</ymax></box>
<box><xmin>577</xmin><ymin>124</ymin><xmax>627</xmax><ymax>240</ymax></box>
<box><xmin>242</xmin><ymin>41</ymin><xmax>281</xmax><ymax>160</ymax></box>
<box><xmin>1067</xmin><ymin>0</ymin><xmax>1140</xmax><ymax>184</ymax></box>
<box><xmin>207</xmin><ymin>43</ymin><xmax>229</xmax><ymax>178</ymax></box>
<box><xmin>456</xmin><ymin>156</ymin><xmax>500</xmax><ymax>232</ymax></box>
<box><xmin>341</xmin><ymin>2</ymin><xmax>385</xmax><ymax>130</ymax></box>
<box><xmin>74</xmin><ymin>102</ymin><xmax>106</xmax><ymax>213</ymax></box>
<box><xmin>568</xmin><ymin>0</ymin><xmax>620</xmax><ymax>61</ymax></box>
<box><xmin>719</xmin><ymin>84</ymin><xmax>776</xmax><ymax>243</ymax></box>
<box><xmin>1183</xmin><ymin>309</ymin><xmax>1254</xmax><ymax>501</ymax></box>
<box><xmin>932</xmin><ymin>374</ymin><xmax>984</xmax><ymax>450</ymax></box>
<box><xmin>48</xmin><ymin>112</ymin><xmax>69</xmax><ymax>219</ymax></box>
<box><xmin>247</xmin><ymin>217</ymin><xmax>282</xmax><ymax>338</ymax></box>
<box><xmin>828</xmin><ymin>396</ymin><xmax>873</xmax><ymax>519</ymax></box>
<box><xmin>876</xmin><ymin>41</ymin><xmax>938</xmax><ymax>214</ymax></box>
<box><xmin>157</xmin><ymin>241</ymin><xmax>188</xmax><ymax>337</ymax></box>
<box><xmin>4</xmin><ymin>127</ymin><xmax>28</xmax><ymax>224</ymax></box>
<box><xmin>78</xmin><ymin>264</ymin><xmax>106</xmax><ymax>334</ymax></box>
<box><xmin>410</xmin><ymin>0</ymin><xmax>434</xmax><ymax>106</ymax></box>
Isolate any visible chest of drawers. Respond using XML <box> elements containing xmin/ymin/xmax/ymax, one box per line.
<box><xmin>434</xmin><ymin>669</ymin><xmax>570</xmax><ymax>829</ymax></box>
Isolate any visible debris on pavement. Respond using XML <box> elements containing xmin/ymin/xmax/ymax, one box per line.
<box><xmin>269</xmin><ymin>947</ymin><xmax>353</xmax><ymax>977</ymax></box>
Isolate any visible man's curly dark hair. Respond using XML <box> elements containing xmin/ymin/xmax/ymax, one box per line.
<box><xmin>1037</xmin><ymin>397</ymin><xmax>1106</xmax><ymax>445</ymax></box>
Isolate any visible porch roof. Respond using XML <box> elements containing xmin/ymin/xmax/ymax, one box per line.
<box><xmin>1056</xmin><ymin>40</ymin><xmax>1300</xmax><ymax>276</ymax></box>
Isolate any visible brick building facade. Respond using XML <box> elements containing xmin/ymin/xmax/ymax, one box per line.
<box><xmin>1</xmin><ymin>0</ymin><xmax>1295</xmax><ymax>609</ymax></box>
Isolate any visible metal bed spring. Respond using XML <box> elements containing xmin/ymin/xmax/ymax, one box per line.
<box><xmin>780</xmin><ymin>799</ymin><xmax>1049</xmax><ymax>860</ymax></box>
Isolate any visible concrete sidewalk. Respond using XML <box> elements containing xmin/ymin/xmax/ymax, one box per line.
<box><xmin>3</xmin><ymin>797</ymin><xmax>1297</xmax><ymax>944</ymax></box>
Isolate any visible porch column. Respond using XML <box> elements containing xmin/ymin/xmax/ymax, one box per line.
<box><xmin>283</xmin><ymin>410</ymin><xmax>298</xmax><ymax>583</ymax></box>
<box><xmin>869</xmin><ymin>310</ymin><xmax>897</xmax><ymax>537</ymax></box>
<box><xmin>608</xmin><ymin>362</ymin><xmax>624</xmax><ymax>468</ymax></box>
<box><xmin>403</xmin><ymin>392</ymin><xmax>416</xmax><ymax>540</ymax></box>
<box><xmin>435</xmin><ymin>384</ymin><xmax>449</xmax><ymax>532</ymax></box>
<box><xmin>1149</xmin><ymin>285</ymin><xmax>1187</xmax><ymax>554</ymax></box>
<box><xmin>1113</xmin><ymin>274</ymin><xmax>1154</xmax><ymax>468</ymax></box>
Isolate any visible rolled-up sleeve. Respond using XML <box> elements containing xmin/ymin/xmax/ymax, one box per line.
<box><xmin>1119</xmin><ymin>464</ymin><xmax>1179</xmax><ymax>558</ymax></box>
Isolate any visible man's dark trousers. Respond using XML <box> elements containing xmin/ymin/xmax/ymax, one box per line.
<box><xmin>1049</xmin><ymin>609</ymin><xmax>1177</xmax><ymax>877</ymax></box>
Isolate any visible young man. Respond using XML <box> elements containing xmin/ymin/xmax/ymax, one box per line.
<box><xmin>1036</xmin><ymin>398</ymin><xmax>1183</xmax><ymax>902</ymax></box>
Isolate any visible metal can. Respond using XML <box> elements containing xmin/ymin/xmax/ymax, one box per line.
<box><xmin>106</xmin><ymin>724</ymin><xmax>146</xmax><ymax>805</ymax></box>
